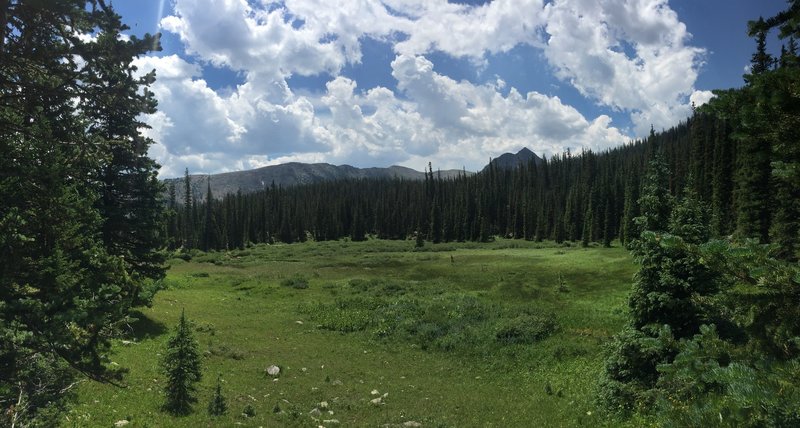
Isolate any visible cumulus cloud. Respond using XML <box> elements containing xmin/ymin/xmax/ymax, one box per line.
<box><xmin>541</xmin><ymin>0</ymin><xmax>706</xmax><ymax>134</ymax></box>
<box><xmin>690</xmin><ymin>90</ymin><xmax>715</xmax><ymax>107</ymax></box>
<box><xmin>143</xmin><ymin>0</ymin><xmax>710</xmax><ymax>176</ymax></box>
<box><xmin>389</xmin><ymin>0</ymin><xmax>545</xmax><ymax>58</ymax></box>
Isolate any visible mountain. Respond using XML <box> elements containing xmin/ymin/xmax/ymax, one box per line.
<box><xmin>164</xmin><ymin>162</ymin><xmax>472</xmax><ymax>201</ymax></box>
<box><xmin>483</xmin><ymin>147</ymin><xmax>543</xmax><ymax>172</ymax></box>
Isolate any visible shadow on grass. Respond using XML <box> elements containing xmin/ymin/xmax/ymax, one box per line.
<box><xmin>126</xmin><ymin>310</ymin><xmax>167</xmax><ymax>340</ymax></box>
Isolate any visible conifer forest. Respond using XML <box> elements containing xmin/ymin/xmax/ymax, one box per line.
<box><xmin>2</xmin><ymin>0</ymin><xmax>800</xmax><ymax>426</ymax></box>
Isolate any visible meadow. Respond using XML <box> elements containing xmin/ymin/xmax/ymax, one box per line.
<box><xmin>67</xmin><ymin>239</ymin><xmax>638</xmax><ymax>427</ymax></box>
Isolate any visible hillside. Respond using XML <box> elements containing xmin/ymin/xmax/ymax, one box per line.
<box><xmin>165</xmin><ymin>162</ymin><xmax>473</xmax><ymax>201</ymax></box>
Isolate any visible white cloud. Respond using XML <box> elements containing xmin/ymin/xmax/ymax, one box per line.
<box><xmin>390</xmin><ymin>0</ymin><xmax>545</xmax><ymax>58</ymax></box>
<box><xmin>143</xmin><ymin>0</ymin><xmax>711</xmax><ymax>176</ymax></box>
<box><xmin>161</xmin><ymin>0</ymin><xmax>349</xmax><ymax>78</ymax></box>
<box><xmin>541</xmin><ymin>0</ymin><xmax>706</xmax><ymax>135</ymax></box>
<box><xmin>689</xmin><ymin>90</ymin><xmax>714</xmax><ymax>107</ymax></box>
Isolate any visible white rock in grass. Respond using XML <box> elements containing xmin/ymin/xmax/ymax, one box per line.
<box><xmin>266</xmin><ymin>365</ymin><xmax>280</xmax><ymax>377</ymax></box>
<box><xmin>370</xmin><ymin>397</ymin><xmax>382</xmax><ymax>405</ymax></box>
<box><xmin>319</xmin><ymin>401</ymin><xmax>329</xmax><ymax>410</ymax></box>
<box><xmin>323</xmin><ymin>420</ymin><xmax>340</xmax><ymax>425</ymax></box>
<box><xmin>370</xmin><ymin>389</ymin><xmax>379</xmax><ymax>396</ymax></box>
<box><xmin>403</xmin><ymin>422</ymin><xmax>422</xmax><ymax>427</ymax></box>
<box><xmin>309</xmin><ymin>408</ymin><xmax>322</xmax><ymax>417</ymax></box>
<box><xmin>114</xmin><ymin>420</ymin><xmax>129</xmax><ymax>427</ymax></box>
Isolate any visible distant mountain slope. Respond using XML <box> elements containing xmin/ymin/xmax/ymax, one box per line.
<box><xmin>483</xmin><ymin>147</ymin><xmax>543</xmax><ymax>172</ymax></box>
<box><xmin>164</xmin><ymin>162</ymin><xmax>471</xmax><ymax>201</ymax></box>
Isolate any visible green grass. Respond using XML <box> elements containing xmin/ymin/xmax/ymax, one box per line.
<box><xmin>67</xmin><ymin>239</ymin><xmax>637</xmax><ymax>427</ymax></box>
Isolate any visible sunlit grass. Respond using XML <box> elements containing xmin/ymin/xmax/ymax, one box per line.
<box><xmin>68</xmin><ymin>239</ymin><xmax>637</xmax><ymax>427</ymax></box>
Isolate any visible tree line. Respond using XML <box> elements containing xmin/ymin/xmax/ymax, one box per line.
<box><xmin>168</xmin><ymin>101</ymin><xmax>792</xmax><ymax>261</ymax></box>
<box><xmin>598</xmin><ymin>3</ymin><xmax>800</xmax><ymax>424</ymax></box>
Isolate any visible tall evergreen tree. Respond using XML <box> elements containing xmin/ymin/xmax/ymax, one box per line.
<box><xmin>200</xmin><ymin>178</ymin><xmax>216</xmax><ymax>251</ymax></box>
<box><xmin>0</xmin><ymin>1</ymin><xmax>163</xmax><ymax>424</ymax></box>
<box><xmin>183</xmin><ymin>168</ymin><xmax>194</xmax><ymax>249</ymax></box>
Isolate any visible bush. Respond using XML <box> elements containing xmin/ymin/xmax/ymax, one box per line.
<box><xmin>242</xmin><ymin>404</ymin><xmax>256</xmax><ymax>418</ymax></box>
<box><xmin>495</xmin><ymin>313</ymin><xmax>558</xmax><ymax>344</ymax></box>
<box><xmin>281</xmin><ymin>276</ymin><xmax>309</xmax><ymax>289</ymax></box>
<box><xmin>597</xmin><ymin>325</ymin><xmax>677</xmax><ymax>413</ymax></box>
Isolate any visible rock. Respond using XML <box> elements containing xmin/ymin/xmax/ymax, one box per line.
<box><xmin>370</xmin><ymin>397</ymin><xmax>382</xmax><ymax>405</ymax></box>
<box><xmin>382</xmin><ymin>392</ymin><xmax>388</xmax><ymax>398</ymax></box>
<box><xmin>296</xmin><ymin>320</ymin><xmax>304</xmax><ymax>324</ymax></box>
<box><xmin>309</xmin><ymin>408</ymin><xmax>322</xmax><ymax>417</ymax></box>
<box><xmin>403</xmin><ymin>422</ymin><xmax>422</xmax><ymax>427</ymax></box>
<box><xmin>331</xmin><ymin>379</ymin><xmax>343</xmax><ymax>386</ymax></box>
<box><xmin>323</xmin><ymin>419</ymin><xmax>340</xmax><ymax>425</ymax></box>
<box><xmin>319</xmin><ymin>401</ymin><xmax>329</xmax><ymax>410</ymax></box>
<box><xmin>266</xmin><ymin>365</ymin><xmax>280</xmax><ymax>377</ymax></box>
<box><xmin>114</xmin><ymin>420</ymin><xmax>129</xmax><ymax>427</ymax></box>
<box><xmin>370</xmin><ymin>389</ymin><xmax>379</xmax><ymax>396</ymax></box>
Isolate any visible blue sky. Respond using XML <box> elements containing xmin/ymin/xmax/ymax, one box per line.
<box><xmin>113</xmin><ymin>0</ymin><xmax>790</xmax><ymax>177</ymax></box>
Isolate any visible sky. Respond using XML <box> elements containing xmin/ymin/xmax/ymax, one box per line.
<box><xmin>111</xmin><ymin>0</ymin><xmax>790</xmax><ymax>178</ymax></box>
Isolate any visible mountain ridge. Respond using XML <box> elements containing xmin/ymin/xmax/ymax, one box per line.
<box><xmin>165</xmin><ymin>148</ymin><xmax>541</xmax><ymax>201</ymax></box>
<box><xmin>483</xmin><ymin>148</ymin><xmax>543</xmax><ymax>172</ymax></box>
<box><xmin>165</xmin><ymin>161</ymin><xmax>473</xmax><ymax>201</ymax></box>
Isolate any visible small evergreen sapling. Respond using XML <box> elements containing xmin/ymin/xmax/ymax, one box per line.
<box><xmin>208</xmin><ymin>375</ymin><xmax>227</xmax><ymax>416</ymax></box>
<box><xmin>162</xmin><ymin>310</ymin><xmax>202</xmax><ymax>415</ymax></box>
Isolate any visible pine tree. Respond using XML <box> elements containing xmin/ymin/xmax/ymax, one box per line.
<box><xmin>183</xmin><ymin>168</ymin><xmax>194</xmax><ymax>249</ymax></box>
<box><xmin>479</xmin><ymin>216</ymin><xmax>491</xmax><ymax>243</ymax></box>
<box><xmin>208</xmin><ymin>375</ymin><xmax>227</xmax><ymax>416</ymax></box>
<box><xmin>351</xmin><ymin>207</ymin><xmax>366</xmax><ymax>242</ymax></box>
<box><xmin>634</xmin><ymin>152</ymin><xmax>673</xmax><ymax>235</ymax></box>
<box><xmin>748</xmin><ymin>18</ymin><xmax>773</xmax><ymax>76</ymax></box>
<box><xmin>620</xmin><ymin>171</ymin><xmax>640</xmax><ymax>247</ymax></box>
<box><xmin>0</xmin><ymin>2</ymin><xmax>163</xmax><ymax>424</ymax></box>
<box><xmin>162</xmin><ymin>310</ymin><xmax>202</xmax><ymax>415</ymax></box>
<box><xmin>581</xmin><ymin>204</ymin><xmax>592</xmax><ymax>247</ymax></box>
<box><xmin>429</xmin><ymin>196</ymin><xmax>443</xmax><ymax>244</ymax></box>
<box><xmin>200</xmin><ymin>178</ymin><xmax>216</xmax><ymax>251</ymax></box>
<box><xmin>167</xmin><ymin>182</ymin><xmax>180</xmax><ymax>250</ymax></box>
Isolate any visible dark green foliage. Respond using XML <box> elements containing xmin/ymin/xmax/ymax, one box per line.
<box><xmin>242</xmin><ymin>404</ymin><xmax>256</xmax><ymax>418</ymax></box>
<box><xmin>167</xmin><ymin>104</ymin><xmax>787</xmax><ymax>254</ymax></box>
<box><xmin>208</xmin><ymin>375</ymin><xmax>227</xmax><ymax>416</ymax></box>
<box><xmin>200</xmin><ymin>180</ymin><xmax>218</xmax><ymax>252</ymax></box>
<box><xmin>603</xmin><ymin>162</ymin><xmax>721</xmax><ymax>413</ymax></box>
<box><xmin>162</xmin><ymin>310</ymin><xmax>202</xmax><ymax>415</ymax></box>
<box><xmin>183</xmin><ymin>168</ymin><xmax>194</xmax><ymax>249</ymax></box>
<box><xmin>669</xmin><ymin>181</ymin><xmax>710</xmax><ymax>245</ymax></box>
<box><xmin>0</xmin><ymin>1</ymin><xmax>163</xmax><ymax>424</ymax></box>
<box><xmin>300</xmin><ymin>287</ymin><xmax>557</xmax><ymax>354</ymax></box>
<box><xmin>599</xmin><ymin>326</ymin><xmax>678</xmax><ymax>413</ymax></box>
<box><xmin>494</xmin><ymin>313</ymin><xmax>558</xmax><ymax>344</ymax></box>
<box><xmin>634</xmin><ymin>153</ymin><xmax>673</xmax><ymax>235</ymax></box>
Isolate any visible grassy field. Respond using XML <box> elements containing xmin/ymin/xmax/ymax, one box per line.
<box><xmin>67</xmin><ymin>239</ymin><xmax>637</xmax><ymax>427</ymax></box>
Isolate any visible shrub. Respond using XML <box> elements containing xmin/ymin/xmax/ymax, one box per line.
<box><xmin>281</xmin><ymin>276</ymin><xmax>309</xmax><ymax>289</ymax></box>
<box><xmin>495</xmin><ymin>313</ymin><xmax>558</xmax><ymax>344</ymax></box>
<box><xmin>242</xmin><ymin>404</ymin><xmax>256</xmax><ymax>418</ymax></box>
